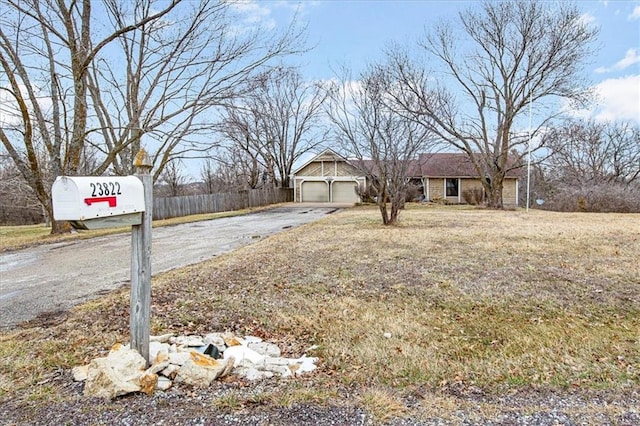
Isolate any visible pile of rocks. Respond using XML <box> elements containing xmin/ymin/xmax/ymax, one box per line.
<box><xmin>72</xmin><ymin>332</ymin><xmax>319</xmax><ymax>399</ymax></box>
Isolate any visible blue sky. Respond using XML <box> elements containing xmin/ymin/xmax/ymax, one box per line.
<box><xmin>240</xmin><ymin>0</ymin><xmax>640</xmax><ymax>124</ymax></box>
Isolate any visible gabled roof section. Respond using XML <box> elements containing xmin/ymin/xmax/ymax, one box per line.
<box><xmin>349</xmin><ymin>158</ymin><xmax>422</xmax><ymax>177</ymax></box>
<box><xmin>418</xmin><ymin>153</ymin><xmax>521</xmax><ymax>178</ymax></box>
<box><xmin>294</xmin><ymin>150</ymin><xmax>521</xmax><ymax>178</ymax></box>
<box><xmin>292</xmin><ymin>148</ymin><xmax>350</xmax><ymax>175</ymax></box>
<box><xmin>419</xmin><ymin>153</ymin><xmax>479</xmax><ymax>177</ymax></box>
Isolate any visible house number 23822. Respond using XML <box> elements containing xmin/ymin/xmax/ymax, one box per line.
<box><xmin>90</xmin><ymin>182</ymin><xmax>122</xmax><ymax>197</ymax></box>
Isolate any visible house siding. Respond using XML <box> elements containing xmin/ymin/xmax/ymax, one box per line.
<box><xmin>426</xmin><ymin>177</ymin><xmax>518</xmax><ymax>206</ymax></box>
<box><xmin>459</xmin><ymin>179</ymin><xmax>484</xmax><ymax>204</ymax></box>
<box><xmin>427</xmin><ymin>178</ymin><xmax>445</xmax><ymax>201</ymax></box>
<box><xmin>503</xmin><ymin>179</ymin><xmax>518</xmax><ymax>206</ymax></box>
<box><xmin>294</xmin><ymin>159</ymin><xmax>363</xmax><ymax>202</ymax></box>
<box><xmin>462</xmin><ymin>179</ymin><xmax>484</xmax><ymax>192</ymax></box>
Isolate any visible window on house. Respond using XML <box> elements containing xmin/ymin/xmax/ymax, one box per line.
<box><xmin>446</xmin><ymin>178</ymin><xmax>459</xmax><ymax>197</ymax></box>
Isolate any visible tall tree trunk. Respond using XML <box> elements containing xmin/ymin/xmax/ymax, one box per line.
<box><xmin>487</xmin><ymin>181</ymin><xmax>504</xmax><ymax>209</ymax></box>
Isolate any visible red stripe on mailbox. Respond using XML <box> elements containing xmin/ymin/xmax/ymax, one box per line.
<box><xmin>84</xmin><ymin>196</ymin><xmax>117</xmax><ymax>207</ymax></box>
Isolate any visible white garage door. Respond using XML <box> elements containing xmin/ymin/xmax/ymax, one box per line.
<box><xmin>332</xmin><ymin>181</ymin><xmax>359</xmax><ymax>203</ymax></box>
<box><xmin>301</xmin><ymin>181</ymin><xmax>328</xmax><ymax>202</ymax></box>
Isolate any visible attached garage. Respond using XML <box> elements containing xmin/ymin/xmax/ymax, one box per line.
<box><xmin>301</xmin><ymin>181</ymin><xmax>329</xmax><ymax>202</ymax></box>
<box><xmin>293</xmin><ymin>149</ymin><xmax>366</xmax><ymax>204</ymax></box>
<box><xmin>332</xmin><ymin>181</ymin><xmax>359</xmax><ymax>203</ymax></box>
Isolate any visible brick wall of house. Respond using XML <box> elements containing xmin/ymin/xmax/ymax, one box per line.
<box><xmin>428</xmin><ymin>178</ymin><xmax>445</xmax><ymax>201</ymax></box>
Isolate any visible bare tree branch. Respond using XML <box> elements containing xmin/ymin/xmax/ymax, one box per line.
<box><xmin>389</xmin><ymin>0</ymin><xmax>598</xmax><ymax>208</ymax></box>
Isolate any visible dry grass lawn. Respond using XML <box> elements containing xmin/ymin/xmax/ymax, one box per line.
<box><xmin>1</xmin><ymin>204</ymin><xmax>638</xmax><ymax>422</ymax></box>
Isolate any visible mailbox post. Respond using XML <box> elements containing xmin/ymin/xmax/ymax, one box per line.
<box><xmin>51</xmin><ymin>150</ymin><xmax>154</xmax><ymax>366</ymax></box>
<box><xmin>131</xmin><ymin>150</ymin><xmax>153</xmax><ymax>366</ymax></box>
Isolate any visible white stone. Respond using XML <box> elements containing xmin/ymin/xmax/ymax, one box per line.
<box><xmin>84</xmin><ymin>356</ymin><xmax>141</xmax><ymax>399</ymax></box>
<box><xmin>383</xmin><ymin>332</ymin><xmax>392</xmax><ymax>339</ymax></box>
<box><xmin>236</xmin><ymin>357</ymin><xmax>257</xmax><ymax>369</ymax></box>
<box><xmin>241</xmin><ymin>367</ymin><xmax>264</xmax><ymax>381</ymax></box>
<box><xmin>263</xmin><ymin>363</ymin><xmax>290</xmax><ymax>376</ymax></box>
<box><xmin>176</xmin><ymin>351</ymin><xmax>231</xmax><ymax>387</ymax></box>
<box><xmin>203</xmin><ymin>332</ymin><xmax>223</xmax><ymax>340</ymax></box>
<box><xmin>147</xmin><ymin>360</ymin><xmax>170</xmax><ymax>375</ymax></box>
<box><xmin>281</xmin><ymin>367</ymin><xmax>293</xmax><ymax>378</ymax></box>
<box><xmin>77</xmin><ymin>332</ymin><xmax>320</xmax><ymax>399</ymax></box>
<box><xmin>156</xmin><ymin>376</ymin><xmax>172</xmax><ymax>391</ymax></box>
<box><xmin>160</xmin><ymin>363</ymin><xmax>180</xmax><ymax>379</ymax></box>
<box><xmin>223</xmin><ymin>345</ymin><xmax>265</xmax><ymax>367</ymax></box>
<box><xmin>289</xmin><ymin>356</ymin><xmax>318</xmax><ymax>376</ymax></box>
<box><xmin>265</xmin><ymin>356</ymin><xmax>290</xmax><ymax>367</ymax></box>
<box><xmin>222</xmin><ymin>333</ymin><xmax>245</xmax><ymax>347</ymax></box>
<box><xmin>243</xmin><ymin>335</ymin><xmax>263</xmax><ymax>344</ymax></box>
<box><xmin>150</xmin><ymin>333</ymin><xmax>174</xmax><ymax>343</ymax></box>
<box><xmin>247</xmin><ymin>341</ymin><xmax>281</xmax><ymax>357</ymax></box>
<box><xmin>72</xmin><ymin>365</ymin><xmax>89</xmax><ymax>382</ymax></box>
<box><xmin>203</xmin><ymin>333</ymin><xmax>226</xmax><ymax>352</ymax></box>
<box><xmin>83</xmin><ymin>344</ymin><xmax>148</xmax><ymax>399</ymax></box>
<box><xmin>149</xmin><ymin>341</ymin><xmax>170</xmax><ymax>364</ymax></box>
<box><xmin>168</xmin><ymin>351</ymin><xmax>191</xmax><ymax>366</ymax></box>
<box><xmin>104</xmin><ymin>344</ymin><xmax>147</xmax><ymax>377</ymax></box>
<box><xmin>175</xmin><ymin>335</ymin><xmax>205</xmax><ymax>347</ymax></box>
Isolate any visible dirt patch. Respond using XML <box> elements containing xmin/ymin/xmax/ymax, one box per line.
<box><xmin>19</xmin><ymin>310</ymin><xmax>70</xmax><ymax>329</ymax></box>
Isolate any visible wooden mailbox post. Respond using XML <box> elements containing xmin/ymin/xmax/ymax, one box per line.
<box><xmin>131</xmin><ymin>149</ymin><xmax>153</xmax><ymax>366</ymax></box>
<box><xmin>51</xmin><ymin>149</ymin><xmax>153</xmax><ymax>366</ymax></box>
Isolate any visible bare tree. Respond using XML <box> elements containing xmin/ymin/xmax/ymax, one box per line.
<box><xmin>204</xmin><ymin>147</ymin><xmax>266</xmax><ymax>192</ymax></box>
<box><xmin>157</xmin><ymin>160</ymin><xmax>188</xmax><ymax>197</ymax></box>
<box><xmin>0</xmin><ymin>154</ymin><xmax>43</xmax><ymax>225</ymax></box>
<box><xmin>220</xmin><ymin>66</ymin><xmax>328</xmax><ymax>188</ymax></box>
<box><xmin>0</xmin><ymin>0</ymin><xmax>179</xmax><ymax>232</ymax></box>
<box><xmin>1</xmin><ymin>0</ymin><xmax>305</xmax><ymax>233</ymax></box>
<box><xmin>217</xmin><ymin>114</ymin><xmax>269</xmax><ymax>189</ymax></box>
<box><xmin>90</xmin><ymin>0</ymin><xmax>307</xmax><ymax>182</ymax></box>
<box><xmin>199</xmin><ymin>159</ymin><xmax>218</xmax><ymax>195</ymax></box>
<box><xmin>543</xmin><ymin>119</ymin><xmax>640</xmax><ymax>186</ymax></box>
<box><xmin>388</xmin><ymin>0</ymin><xmax>598</xmax><ymax>208</ymax></box>
<box><xmin>326</xmin><ymin>65</ymin><xmax>436</xmax><ymax>225</ymax></box>
<box><xmin>522</xmin><ymin>119</ymin><xmax>640</xmax><ymax>212</ymax></box>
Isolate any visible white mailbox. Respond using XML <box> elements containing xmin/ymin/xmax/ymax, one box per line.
<box><xmin>51</xmin><ymin>176</ymin><xmax>146</xmax><ymax>230</ymax></box>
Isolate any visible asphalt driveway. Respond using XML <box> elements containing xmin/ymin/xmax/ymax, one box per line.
<box><xmin>0</xmin><ymin>206</ymin><xmax>339</xmax><ymax>329</ymax></box>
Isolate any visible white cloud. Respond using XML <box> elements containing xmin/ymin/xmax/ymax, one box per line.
<box><xmin>595</xmin><ymin>48</ymin><xmax>640</xmax><ymax>73</ymax></box>
<box><xmin>228</xmin><ymin>0</ymin><xmax>276</xmax><ymax>29</ymax></box>
<box><xmin>274</xmin><ymin>0</ymin><xmax>322</xmax><ymax>15</ymax></box>
<box><xmin>0</xmin><ymin>86</ymin><xmax>21</xmax><ymax>126</ymax></box>
<box><xmin>579</xmin><ymin>12</ymin><xmax>597</xmax><ymax>25</ymax></box>
<box><xmin>0</xmin><ymin>83</ymin><xmax>53</xmax><ymax>127</ymax></box>
<box><xmin>629</xmin><ymin>5</ymin><xmax>640</xmax><ymax>20</ymax></box>
<box><xmin>593</xmin><ymin>75</ymin><xmax>640</xmax><ymax>122</ymax></box>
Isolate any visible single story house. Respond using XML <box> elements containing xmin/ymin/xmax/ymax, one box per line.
<box><xmin>292</xmin><ymin>149</ymin><xmax>520</xmax><ymax>206</ymax></box>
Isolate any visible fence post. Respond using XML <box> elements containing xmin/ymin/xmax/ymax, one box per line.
<box><xmin>131</xmin><ymin>149</ymin><xmax>153</xmax><ymax>366</ymax></box>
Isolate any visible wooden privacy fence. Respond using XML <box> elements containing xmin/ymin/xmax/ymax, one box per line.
<box><xmin>153</xmin><ymin>188</ymin><xmax>293</xmax><ymax>220</ymax></box>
